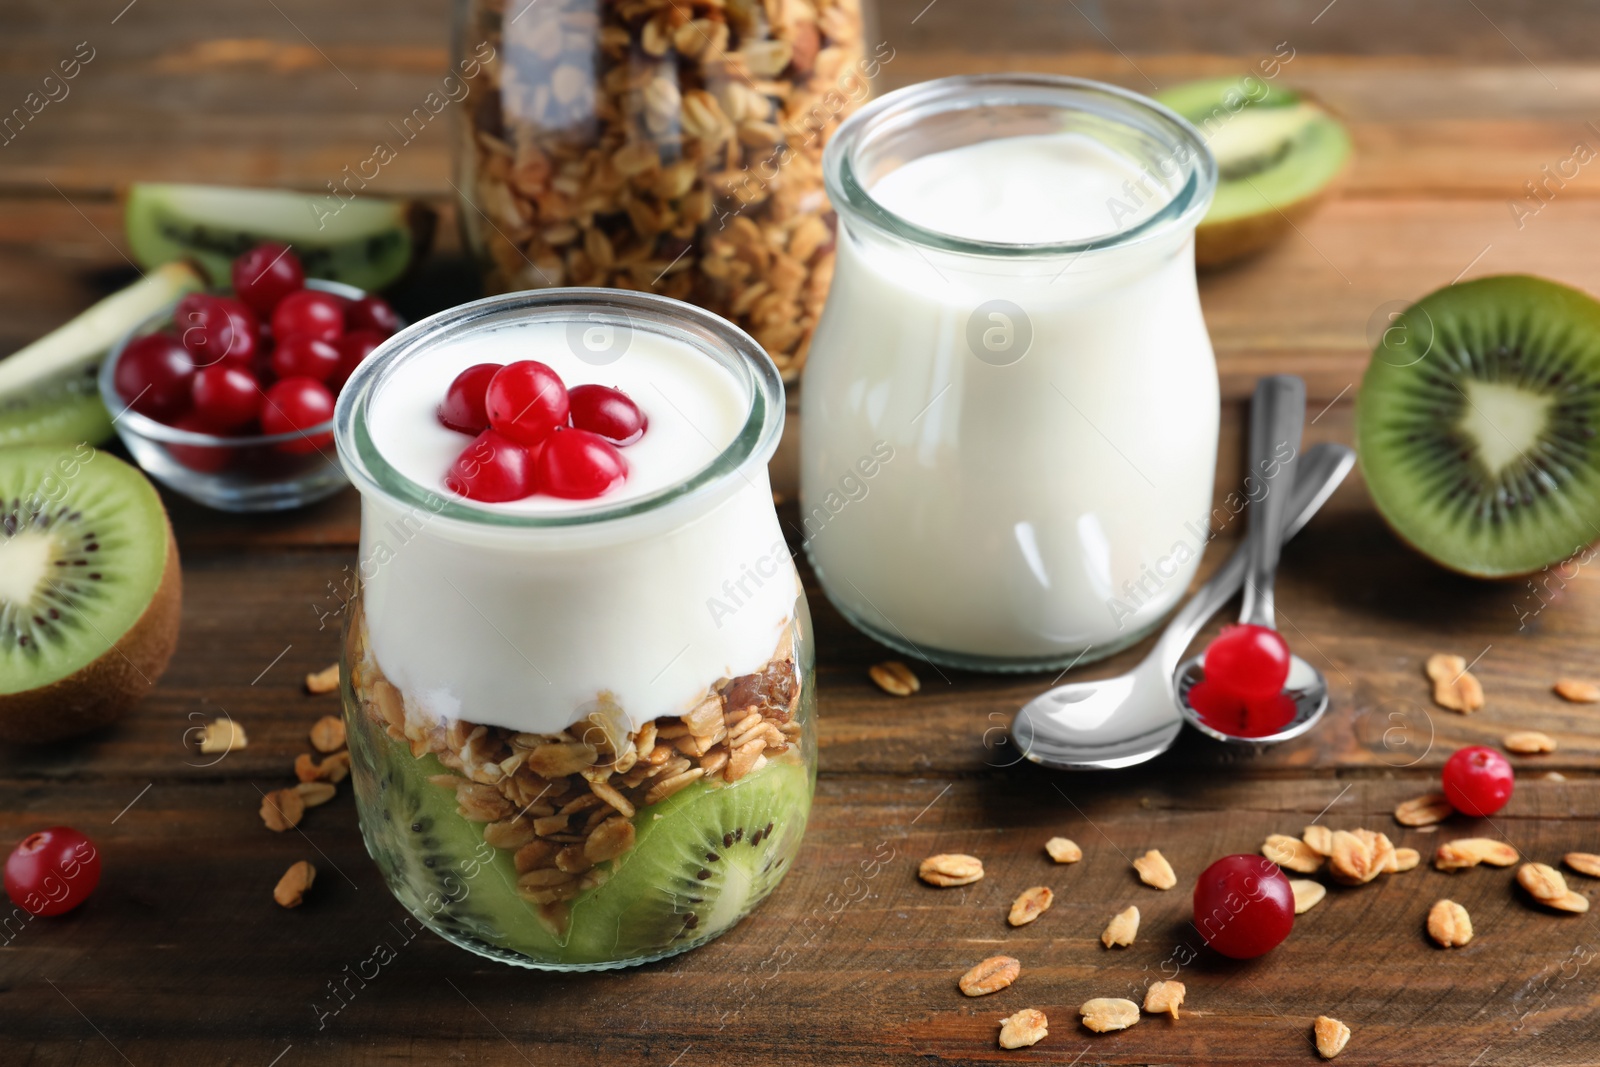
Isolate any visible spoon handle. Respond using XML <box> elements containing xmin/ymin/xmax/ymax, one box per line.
<box><xmin>1238</xmin><ymin>375</ymin><xmax>1306</xmax><ymax>628</ymax></box>
<box><xmin>1151</xmin><ymin>441</ymin><xmax>1354</xmax><ymax>674</ymax></box>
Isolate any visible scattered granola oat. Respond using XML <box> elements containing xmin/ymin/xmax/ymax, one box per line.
<box><xmin>1314</xmin><ymin>1016</ymin><xmax>1351</xmax><ymax>1059</ymax></box>
<box><xmin>1548</xmin><ymin>890</ymin><xmax>1591</xmax><ymax>914</ymax></box>
<box><xmin>273</xmin><ymin>860</ymin><xmax>316</xmax><ymax>908</ymax></box>
<box><xmin>305</xmin><ymin>663</ymin><xmax>340</xmax><ymax>695</ymax></box>
<box><xmin>1045</xmin><ymin>837</ymin><xmax>1082</xmax><ymax>864</ymax></box>
<box><xmin>309</xmin><ymin>715</ymin><xmax>346</xmax><ymax>753</ymax></box>
<box><xmin>1327</xmin><ymin>830</ymin><xmax>1394</xmax><ymax>885</ymax></box>
<box><xmin>1564</xmin><ymin>852</ymin><xmax>1600</xmax><ymax>879</ymax></box>
<box><xmin>197</xmin><ymin>716</ymin><xmax>247</xmax><ymax>754</ymax></box>
<box><xmin>919</xmin><ymin>853</ymin><xmax>983</xmax><ymax>888</ymax></box>
<box><xmin>1101</xmin><ymin>905</ymin><xmax>1139</xmax><ymax>948</ymax></box>
<box><xmin>296</xmin><ymin>751</ymin><xmax>351</xmax><ymax>784</ymax></box>
<box><xmin>295</xmin><ymin>781</ymin><xmax>337</xmax><ymax>808</ymax></box>
<box><xmin>1290</xmin><ymin>879</ymin><xmax>1327</xmax><ymax>914</ymax></box>
<box><xmin>1434</xmin><ymin>837</ymin><xmax>1519</xmax><ymax>871</ymax></box>
<box><xmin>1302</xmin><ymin>825</ymin><xmax>1333</xmax><ymax>856</ymax></box>
<box><xmin>1133</xmin><ymin>849</ymin><xmax>1177</xmax><ymax>890</ymax></box>
<box><xmin>869</xmin><ymin>660</ymin><xmax>920</xmax><ymax>696</ymax></box>
<box><xmin>260</xmin><ymin>788</ymin><xmax>305</xmax><ymax>832</ymax></box>
<box><xmin>1143</xmin><ymin>981</ymin><xmax>1185</xmax><ymax>1019</ymax></box>
<box><xmin>1008</xmin><ymin>886</ymin><xmax>1053</xmax><ymax>927</ymax></box>
<box><xmin>1554</xmin><ymin>678</ymin><xmax>1600</xmax><ymax>704</ymax></box>
<box><xmin>1427</xmin><ymin>899</ymin><xmax>1472</xmax><ymax>947</ymax></box>
<box><xmin>1394</xmin><ymin>793</ymin><xmax>1452</xmax><ymax>827</ymax></box>
<box><xmin>1264</xmin><ymin>833</ymin><xmax>1324</xmax><ymax>874</ymax></box>
<box><xmin>1503</xmin><ymin>730</ymin><xmax>1556</xmax><ymax>755</ymax></box>
<box><xmin>1390</xmin><ymin>848</ymin><xmax>1421</xmax><ymax>873</ymax></box>
<box><xmin>1518</xmin><ymin>862</ymin><xmax>1569</xmax><ymax>903</ymax></box>
<box><xmin>999</xmin><ymin>1008</ymin><xmax>1049</xmax><ymax>1048</ymax></box>
<box><xmin>958</xmin><ymin>955</ymin><xmax>1020</xmax><ymax>997</ymax></box>
<box><xmin>1080</xmin><ymin>998</ymin><xmax>1140</xmax><ymax>1033</ymax></box>
<box><xmin>1426</xmin><ymin>653</ymin><xmax>1484</xmax><ymax>713</ymax></box>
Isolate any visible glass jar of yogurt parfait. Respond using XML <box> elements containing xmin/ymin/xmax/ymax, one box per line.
<box><xmin>333</xmin><ymin>289</ymin><xmax>813</xmax><ymax>970</ymax></box>
<box><xmin>800</xmin><ymin>74</ymin><xmax>1220</xmax><ymax>671</ymax></box>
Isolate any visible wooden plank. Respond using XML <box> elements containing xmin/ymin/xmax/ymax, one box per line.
<box><xmin>2</xmin><ymin>773</ymin><xmax>1597</xmax><ymax>1064</ymax></box>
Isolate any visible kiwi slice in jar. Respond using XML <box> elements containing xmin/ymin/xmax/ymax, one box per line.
<box><xmin>0</xmin><ymin>446</ymin><xmax>181</xmax><ymax>742</ymax></box>
<box><xmin>1356</xmin><ymin>275</ymin><xmax>1600</xmax><ymax>578</ymax></box>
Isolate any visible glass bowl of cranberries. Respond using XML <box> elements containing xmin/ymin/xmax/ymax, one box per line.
<box><xmin>97</xmin><ymin>242</ymin><xmax>403</xmax><ymax>511</ymax></box>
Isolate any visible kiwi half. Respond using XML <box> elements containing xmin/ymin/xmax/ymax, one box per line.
<box><xmin>1356</xmin><ymin>275</ymin><xmax>1600</xmax><ymax>578</ymax></box>
<box><xmin>0</xmin><ymin>446</ymin><xmax>181</xmax><ymax>742</ymax></box>
<box><xmin>124</xmin><ymin>184</ymin><xmax>436</xmax><ymax>292</ymax></box>
<box><xmin>1156</xmin><ymin>77</ymin><xmax>1351</xmax><ymax>267</ymax></box>
<box><xmin>346</xmin><ymin>692</ymin><xmax>811</xmax><ymax>969</ymax></box>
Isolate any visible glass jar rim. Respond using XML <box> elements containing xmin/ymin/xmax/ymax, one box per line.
<box><xmin>334</xmin><ymin>288</ymin><xmax>785</xmax><ymax>531</ymax></box>
<box><xmin>824</xmin><ymin>73</ymin><xmax>1218</xmax><ymax>258</ymax></box>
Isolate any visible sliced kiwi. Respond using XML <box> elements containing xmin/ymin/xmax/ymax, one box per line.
<box><xmin>0</xmin><ymin>446</ymin><xmax>180</xmax><ymax>742</ymax></box>
<box><xmin>0</xmin><ymin>371</ymin><xmax>112</xmax><ymax>448</ymax></box>
<box><xmin>124</xmin><ymin>184</ymin><xmax>436</xmax><ymax>291</ymax></box>
<box><xmin>1356</xmin><ymin>275</ymin><xmax>1600</xmax><ymax>578</ymax></box>
<box><xmin>1156</xmin><ymin>77</ymin><xmax>1351</xmax><ymax>267</ymax></box>
<box><xmin>346</xmin><ymin>697</ymin><xmax>811</xmax><ymax>968</ymax></box>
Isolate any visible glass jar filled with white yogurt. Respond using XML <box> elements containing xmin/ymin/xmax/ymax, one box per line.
<box><xmin>800</xmin><ymin>74</ymin><xmax>1220</xmax><ymax>671</ymax></box>
<box><xmin>334</xmin><ymin>289</ymin><xmax>813</xmax><ymax>970</ymax></box>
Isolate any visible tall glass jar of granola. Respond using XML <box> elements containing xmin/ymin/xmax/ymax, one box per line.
<box><xmin>333</xmin><ymin>288</ymin><xmax>814</xmax><ymax>970</ymax></box>
<box><xmin>451</xmin><ymin>0</ymin><xmax>880</xmax><ymax>379</ymax></box>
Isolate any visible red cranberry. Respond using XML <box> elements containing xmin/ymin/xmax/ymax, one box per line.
<box><xmin>536</xmin><ymin>428</ymin><xmax>627</xmax><ymax>499</ymax></box>
<box><xmin>1193</xmin><ymin>854</ymin><xmax>1295</xmax><ymax>959</ymax></box>
<box><xmin>437</xmin><ymin>363</ymin><xmax>501</xmax><ymax>435</ymax></box>
<box><xmin>271</xmin><ymin>334</ymin><xmax>342</xmax><ymax>383</ymax></box>
<box><xmin>445</xmin><ymin>429</ymin><xmax>536</xmax><ymax>502</ymax></box>
<box><xmin>271</xmin><ymin>290</ymin><xmax>344</xmax><ymax>344</ymax></box>
<box><xmin>174</xmin><ymin>294</ymin><xmax>258</xmax><ymax>368</ymax></box>
<box><xmin>190</xmin><ymin>364</ymin><xmax>262</xmax><ymax>431</ymax></box>
<box><xmin>485</xmin><ymin>360</ymin><xmax>569</xmax><ymax>446</ymax></box>
<box><xmin>1442</xmin><ymin>745</ymin><xmax>1515</xmax><ymax>817</ymax></box>
<box><xmin>166</xmin><ymin>414</ymin><xmax>234</xmax><ymax>473</ymax></box>
<box><xmin>114</xmin><ymin>332</ymin><xmax>195</xmax><ymax>421</ymax></box>
<box><xmin>4</xmin><ymin>827</ymin><xmax>101</xmax><ymax>917</ymax></box>
<box><xmin>568</xmin><ymin>384</ymin><xmax>647</xmax><ymax>445</ymax></box>
<box><xmin>345</xmin><ymin>295</ymin><xmax>400</xmax><ymax>338</ymax></box>
<box><xmin>1203</xmin><ymin>624</ymin><xmax>1292</xmax><ymax>701</ymax></box>
<box><xmin>261</xmin><ymin>377</ymin><xmax>335</xmax><ymax>454</ymax></box>
<box><xmin>330</xmin><ymin>330</ymin><xmax>386</xmax><ymax>391</ymax></box>
<box><xmin>232</xmin><ymin>241</ymin><xmax>305</xmax><ymax>316</ymax></box>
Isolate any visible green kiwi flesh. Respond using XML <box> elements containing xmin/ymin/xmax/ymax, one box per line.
<box><xmin>0</xmin><ymin>446</ymin><xmax>180</xmax><ymax>741</ymax></box>
<box><xmin>124</xmin><ymin>184</ymin><xmax>435</xmax><ymax>291</ymax></box>
<box><xmin>0</xmin><ymin>372</ymin><xmax>112</xmax><ymax>448</ymax></box>
<box><xmin>1156</xmin><ymin>77</ymin><xmax>1351</xmax><ymax>265</ymax></box>
<box><xmin>1356</xmin><ymin>275</ymin><xmax>1600</xmax><ymax>578</ymax></box>
<box><xmin>346</xmin><ymin>693</ymin><xmax>811</xmax><ymax>968</ymax></box>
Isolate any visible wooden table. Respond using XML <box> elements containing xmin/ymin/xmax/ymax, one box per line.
<box><xmin>5</xmin><ymin>2</ymin><xmax>1600</xmax><ymax>1063</ymax></box>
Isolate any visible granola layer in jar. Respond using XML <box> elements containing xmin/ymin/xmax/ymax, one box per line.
<box><xmin>454</xmin><ymin>0</ymin><xmax>882</xmax><ymax>378</ymax></box>
<box><xmin>333</xmin><ymin>289</ymin><xmax>813</xmax><ymax>969</ymax></box>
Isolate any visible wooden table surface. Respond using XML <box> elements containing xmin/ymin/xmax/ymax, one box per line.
<box><xmin>6</xmin><ymin>2</ymin><xmax>1600</xmax><ymax>1064</ymax></box>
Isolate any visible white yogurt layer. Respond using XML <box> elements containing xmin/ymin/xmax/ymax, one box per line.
<box><xmin>359</xmin><ymin>319</ymin><xmax>796</xmax><ymax>736</ymax></box>
<box><xmin>802</xmin><ymin>130</ymin><xmax>1218</xmax><ymax>659</ymax></box>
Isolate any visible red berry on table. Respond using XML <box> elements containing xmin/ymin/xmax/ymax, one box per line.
<box><xmin>437</xmin><ymin>363</ymin><xmax>501</xmax><ymax>435</ymax></box>
<box><xmin>174</xmin><ymin>294</ymin><xmax>258</xmax><ymax>368</ymax></box>
<box><xmin>1192</xmin><ymin>854</ymin><xmax>1294</xmax><ymax>959</ymax></box>
<box><xmin>1441</xmin><ymin>745</ymin><xmax>1515</xmax><ymax>817</ymax></box>
<box><xmin>330</xmin><ymin>330</ymin><xmax>386</xmax><ymax>391</ymax></box>
<box><xmin>445</xmin><ymin>429</ymin><xmax>536</xmax><ymax>502</ymax></box>
<box><xmin>261</xmin><ymin>377</ymin><xmax>336</xmax><ymax>454</ymax></box>
<box><xmin>1202</xmin><ymin>623</ymin><xmax>1291</xmax><ymax>701</ymax></box>
<box><xmin>232</xmin><ymin>241</ymin><xmax>305</xmax><ymax>316</ymax></box>
<box><xmin>190</xmin><ymin>364</ymin><xmax>262</xmax><ymax>431</ymax></box>
<box><xmin>4</xmin><ymin>826</ymin><xmax>101</xmax><ymax>917</ymax></box>
<box><xmin>485</xmin><ymin>360</ymin><xmax>569</xmax><ymax>446</ymax></box>
<box><xmin>345</xmin><ymin>294</ymin><xmax>400</xmax><ymax>338</ymax></box>
<box><xmin>114</xmin><ymin>331</ymin><xmax>196</xmax><ymax>421</ymax></box>
<box><xmin>166</xmin><ymin>415</ymin><xmax>234</xmax><ymax>473</ymax></box>
<box><xmin>271</xmin><ymin>290</ymin><xmax>344</xmax><ymax>344</ymax></box>
<box><xmin>536</xmin><ymin>428</ymin><xmax>627</xmax><ymax>499</ymax></box>
<box><xmin>568</xmin><ymin>384</ymin><xmax>647</xmax><ymax>445</ymax></box>
<box><xmin>271</xmin><ymin>334</ymin><xmax>342</xmax><ymax>383</ymax></box>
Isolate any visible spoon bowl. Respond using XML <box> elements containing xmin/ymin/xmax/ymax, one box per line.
<box><xmin>1174</xmin><ymin>652</ymin><xmax>1330</xmax><ymax>745</ymax></box>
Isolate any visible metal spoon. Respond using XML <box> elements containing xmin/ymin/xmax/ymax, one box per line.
<box><xmin>1176</xmin><ymin>376</ymin><xmax>1328</xmax><ymax>745</ymax></box>
<box><xmin>1008</xmin><ymin>440</ymin><xmax>1354</xmax><ymax>771</ymax></box>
